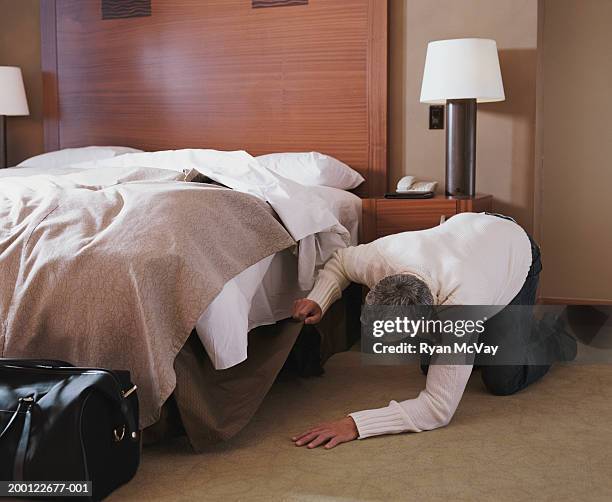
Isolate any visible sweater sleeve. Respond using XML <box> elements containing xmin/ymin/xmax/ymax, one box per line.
<box><xmin>306</xmin><ymin>245</ymin><xmax>364</xmax><ymax>315</ymax></box>
<box><xmin>349</xmin><ymin>363</ymin><xmax>473</xmax><ymax>438</ymax></box>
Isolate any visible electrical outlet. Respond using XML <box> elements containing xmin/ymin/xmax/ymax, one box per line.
<box><xmin>429</xmin><ymin>105</ymin><xmax>444</xmax><ymax>129</ymax></box>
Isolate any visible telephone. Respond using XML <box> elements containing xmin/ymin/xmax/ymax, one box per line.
<box><xmin>384</xmin><ymin>176</ymin><xmax>437</xmax><ymax>199</ymax></box>
<box><xmin>396</xmin><ymin>175</ymin><xmax>416</xmax><ymax>193</ymax></box>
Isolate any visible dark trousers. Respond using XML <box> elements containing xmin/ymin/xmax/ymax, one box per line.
<box><xmin>420</xmin><ymin>221</ymin><xmax>551</xmax><ymax>395</ymax></box>
<box><xmin>479</xmin><ymin>229</ymin><xmax>549</xmax><ymax>396</ymax></box>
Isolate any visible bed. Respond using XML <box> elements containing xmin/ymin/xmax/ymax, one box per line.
<box><xmin>0</xmin><ymin>152</ymin><xmax>361</xmax><ymax>447</ymax></box>
<box><xmin>1</xmin><ymin>0</ymin><xmax>388</xmax><ymax>449</ymax></box>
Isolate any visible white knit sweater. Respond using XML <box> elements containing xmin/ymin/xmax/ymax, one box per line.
<box><xmin>307</xmin><ymin>212</ymin><xmax>532</xmax><ymax>438</ymax></box>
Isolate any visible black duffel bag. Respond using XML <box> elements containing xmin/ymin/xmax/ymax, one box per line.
<box><xmin>0</xmin><ymin>359</ymin><xmax>141</xmax><ymax>501</ymax></box>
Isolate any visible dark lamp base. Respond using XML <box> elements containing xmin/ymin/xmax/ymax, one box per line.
<box><xmin>445</xmin><ymin>99</ymin><xmax>477</xmax><ymax>197</ymax></box>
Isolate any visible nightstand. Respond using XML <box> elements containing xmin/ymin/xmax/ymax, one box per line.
<box><xmin>361</xmin><ymin>194</ymin><xmax>493</xmax><ymax>243</ymax></box>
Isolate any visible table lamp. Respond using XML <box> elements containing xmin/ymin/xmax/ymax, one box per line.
<box><xmin>0</xmin><ymin>66</ymin><xmax>30</xmax><ymax>169</ymax></box>
<box><xmin>420</xmin><ymin>38</ymin><xmax>505</xmax><ymax>197</ymax></box>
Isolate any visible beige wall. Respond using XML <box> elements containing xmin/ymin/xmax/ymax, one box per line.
<box><xmin>389</xmin><ymin>0</ymin><xmax>538</xmax><ymax>231</ymax></box>
<box><xmin>538</xmin><ymin>0</ymin><xmax>612</xmax><ymax>301</ymax></box>
<box><xmin>3</xmin><ymin>0</ymin><xmax>609</xmax><ymax>300</ymax></box>
<box><xmin>0</xmin><ymin>0</ymin><xmax>43</xmax><ymax>166</ymax></box>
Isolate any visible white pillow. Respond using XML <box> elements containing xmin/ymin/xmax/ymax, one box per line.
<box><xmin>256</xmin><ymin>152</ymin><xmax>364</xmax><ymax>190</ymax></box>
<box><xmin>17</xmin><ymin>146</ymin><xmax>143</xmax><ymax>169</ymax></box>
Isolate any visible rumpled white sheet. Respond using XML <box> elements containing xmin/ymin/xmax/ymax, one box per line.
<box><xmin>74</xmin><ymin>149</ymin><xmax>351</xmax><ymax>289</ymax></box>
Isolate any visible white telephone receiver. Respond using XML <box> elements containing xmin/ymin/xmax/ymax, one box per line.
<box><xmin>396</xmin><ymin>175</ymin><xmax>438</xmax><ymax>194</ymax></box>
<box><xmin>396</xmin><ymin>176</ymin><xmax>416</xmax><ymax>193</ymax></box>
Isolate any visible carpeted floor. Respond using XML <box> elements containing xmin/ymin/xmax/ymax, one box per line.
<box><xmin>110</xmin><ymin>352</ymin><xmax>612</xmax><ymax>502</ymax></box>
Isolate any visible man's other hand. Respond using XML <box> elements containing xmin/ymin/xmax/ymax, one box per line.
<box><xmin>292</xmin><ymin>299</ymin><xmax>323</xmax><ymax>325</ymax></box>
<box><xmin>292</xmin><ymin>417</ymin><xmax>359</xmax><ymax>449</ymax></box>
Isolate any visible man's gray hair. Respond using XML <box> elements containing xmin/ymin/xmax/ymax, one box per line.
<box><xmin>365</xmin><ymin>274</ymin><xmax>434</xmax><ymax>306</ymax></box>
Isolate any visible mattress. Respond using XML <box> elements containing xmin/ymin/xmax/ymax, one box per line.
<box><xmin>196</xmin><ymin>185</ymin><xmax>362</xmax><ymax>369</ymax></box>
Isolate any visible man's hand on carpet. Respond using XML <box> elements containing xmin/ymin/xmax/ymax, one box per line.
<box><xmin>292</xmin><ymin>417</ymin><xmax>358</xmax><ymax>449</ymax></box>
<box><xmin>292</xmin><ymin>299</ymin><xmax>323</xmax><ymax>325</ymax></box>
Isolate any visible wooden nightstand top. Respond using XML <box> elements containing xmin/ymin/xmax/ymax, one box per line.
<box><xmin>361</xmin><ymin>194</ymin><xmax>493</xmax><ymax>243</ymax></box>
<box><xmin>365</xmin><ymin>193</ymin><xmax>492</xmax><ymax>203</ymax></box>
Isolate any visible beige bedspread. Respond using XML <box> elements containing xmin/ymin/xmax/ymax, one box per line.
<box><xmin>0</xmin><ymin>166</ymin><xmax>295</xmax><ymax>427</ymax></box>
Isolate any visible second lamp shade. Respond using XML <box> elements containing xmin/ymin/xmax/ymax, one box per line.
<box><xmin>0</xmin><ymin>66</ymin><xmax>29</xmax><ymax>116</ymax></box>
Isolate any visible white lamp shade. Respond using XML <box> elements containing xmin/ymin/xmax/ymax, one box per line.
<box><xmin>0</xmin><ymin>66</ymin><xmax>29</xmax><ymax>116</ymax></box>
<box><xmin>420</xmin><ymin>38</ymin><xmax>505</xmax><ymax>104</ymax></box>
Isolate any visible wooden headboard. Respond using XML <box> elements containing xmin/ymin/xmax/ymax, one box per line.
<box><xmin>40</xmin><ymin>0</ymin><xmax>387</xmax><ymax>196</ymax></box>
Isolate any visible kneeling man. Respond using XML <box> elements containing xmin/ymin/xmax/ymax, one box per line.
<box><xmin>291</xmin><ymin>212</ymin><xmax>572</xmax><ymax>450</ymax></box>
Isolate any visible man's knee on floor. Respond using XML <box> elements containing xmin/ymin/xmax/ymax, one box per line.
<box><xmin>481</xmin><ymin>368</ymin><xmax>524</xmax><ymax>396</ymax></box>
<box><xmin>483</xmin><ymin>379</ymin><xmax>518</xmax><ymax>396</ymax></box>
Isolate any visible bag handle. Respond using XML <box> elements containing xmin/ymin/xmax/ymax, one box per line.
<box><xmin>13</xmin><ymin>398</ymin><xmax>35</xmax><ymax>481</ymax></box>
<box><xmin>0</xmin><ymin>397</ymin><xmax>28</xmax><ymax>441</ymax></box>
<box><xmin>0</xmin><ymin>393</ymin><xmax>38</xmax><ymax>481</ymax></box>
